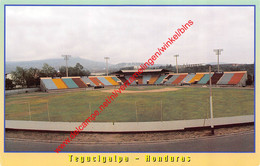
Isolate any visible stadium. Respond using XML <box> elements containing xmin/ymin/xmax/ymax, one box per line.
<box><xmin>4</xmin><ymin>6</ymin><xmax>255</xmax><ymax>152</ymax></box>
<box><xmin>5</xmin><ymin>68</ymin><xmax>253</xmax><ymax>124</ymax></box>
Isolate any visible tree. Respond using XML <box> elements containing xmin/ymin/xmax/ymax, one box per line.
<box><xmin>11</xmin><ymin>67</ymin><xmax>27</xmax><ymax>87</ymax></box>
<box><xmin>58</xmin><ymin>63</ymin><xmax>90</xmax><ymax>77</ymax></box>
<box><xmin>25</xmin><ymin>68</ymin><xmax>40</xmax><ymax>87</ymax></box>
<box><xmin>10</xmin><ymin>67</ymin><xmax>41</xmax><ymax>88</ymax></box>
<box><xmin>5</xmin><ymin>78</ymin><xmax>14</xmax><ymax>90</ymax></box>
<box><xmin>41</xmin><ymin>63</ymin><xmax>57</xmax><ymax>77</ymax></box>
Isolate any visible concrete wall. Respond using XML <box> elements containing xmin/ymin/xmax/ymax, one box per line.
<box><xmin>5</xmin><ymin>88</ymin><xmax>40</xmax><ymax>96</ymax></box>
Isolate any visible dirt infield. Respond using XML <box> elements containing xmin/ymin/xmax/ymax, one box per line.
<box><xmin>100</xmin><ymin>87</ymin><xmax>181</xmax><ymax>93</ymax></box>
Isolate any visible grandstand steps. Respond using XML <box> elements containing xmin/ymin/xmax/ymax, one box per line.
<box><xmin>40</xmin><ymin>71</ymin><xmax>248</xmax><ymax>92</ymax></box>
<box><xmin>72</xmin><ymin>78</ymin><xmax>88</xmax><ymax>88</ymax></box>
<box><xmin>217</xmin><ymin>73</ymin><xmax>234</xmax><ymax>85</ymax></box>
<box><xmin>172</xmin><ymin>74</ymin><xmax>188</xmax><ymax>84</ymax></box>
<box><xmin>149</xmin><ymin>75</ymin><xmax>160</xmax><ymax>84</ymax></box>
<box><xmin>165</xmin><ymin>75</ymin><xmax>179</xmax><ymax>84</ymax></box>
<box><xmin>142</xmin><ymin>75</ymin><xmax>151</xmax><ymax>84</ymax></box>
<box><xmin>155</xmin><ymin>75</ymin><xmax>167</xmax><ymax>84</ymax></box>
<box><xmin>189</xmin><ymin>73</ymin><xmax>205</xmax><ymax>83</ymax></box>
<box><xmin>228</xmin><ymin>73</ymin><xmax>246</xmax><ymax>85</ymax></box>
<box><xmin>207</xmin><ymin>73</ymin><xmax>224</xmax><ymax>85</ymax></box>
<box><xmin>137</xmin><ymin>76</ymin><xmax>143</xmax><ymax>84</ymax></box>
<box><xmin>181</xmin><ymin>73</ymin><xmax>195</xmax><ymax>83</ymax></box>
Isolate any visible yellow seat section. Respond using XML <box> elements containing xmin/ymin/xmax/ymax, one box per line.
<box><xmin>105</xmin><ymin>77</ymin><xmax>119</xmax><ymax>85</ymax></box>
<box><xmin>149</xmin><ymin>75</ymin><xmax>160</xmax><ymax>84</ymax></box>
<box><xmin>52</xmin><ymin>79</ymin><xmax>68</xmax><ymax>89</ymax></box>
<box><xmin>189</xmin><ymin>74</ymin><xmax>204</xmax><ymax>83</ymax></box>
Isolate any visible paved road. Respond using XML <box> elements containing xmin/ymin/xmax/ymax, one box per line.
<box><xmin>5</xmin><ymin>132</ymin><xmax>254</xmax><ymax>152</ymax></box>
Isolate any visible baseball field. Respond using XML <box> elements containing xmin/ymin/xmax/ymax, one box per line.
<box><xmin>5</xmin><ymin>86</ymin><xmax>254</xmax><ymax>122</ymax></box>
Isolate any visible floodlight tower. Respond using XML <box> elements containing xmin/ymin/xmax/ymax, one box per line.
<box><xmin>62</xmin><ymin>55</ymin><xmax>71</xmax><ymax>77</ymax></box>
<box><xmin>104</xmin><ymin>57</ymin><xmax>110</xmax><ymax>76</ymax></box>
<box><xmin>213</xmin><ymin>49</ymin><xmax>223</xmax><ymax>72</ymax></box>
<box><xmin>174</xmin><ymin>54</ymin><xmax>179</xmax><ymax>73</ymax></box>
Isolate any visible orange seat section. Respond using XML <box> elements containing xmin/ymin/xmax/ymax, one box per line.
<box><xmin>52</xmin><ymin>79</ymin><xmax>68</xmax><ymax>89</ymax></box>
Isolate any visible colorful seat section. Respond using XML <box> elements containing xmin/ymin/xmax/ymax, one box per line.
<box><xmin>142</xmin><ymin>75</ymin><xmax>151</xmax><ymax>84</ymax></box>
<box><xmin>41</xmin><ymin>71</ymin><xmax>247</xmax><ymax>91</ymax></box>
<box><xmin>62</xmin><ymin>78</ymin><xmax>79</xmax><ymax>88</ymax></box>
<box><xmin>172</xmin><ymin>74</ymin><xmax>188</xmax><ymax>84</ymax></box>
<box><xmin>81</xmin><ymin>76</ymin><xmax>95</xmax><ymax>86</ymax></box>
<box><xmin>189</xmin><ymin>74</ymin><xmax>204</xmax><ymax>83</ymax></box>
<box><xmin>72</xmin><ymin>78</ymin><xmax>88</xmax><ymax>88</ymax></box>
<box><xmin>217</xmin><ymin>73</ymin><xmax>234</xmax><ymax>85</ymax></box>
<box><xmin>112</xmin><ymin>76</ymin><xmax>121</xmax><ymax>82</ymax></box>
<box><xmin>41</xmin><ymin>79</ymin><xmax>57</xmax><ymax>90</ymax></box>
<box><xmin>125</xmin><ymin>76</ymin><xmax>136</xmax><ymax>85</ymax></box>
<box><xmin>207</xmin><ymin>73</ymin><xmax>224</xmax><ymax>84</ymax></box>
<box><xmin>89</xmin><ymin>77</ymin><xmax>104</xmax><ymax>86</ymax></box>
<box><xmin>105</xmin><ymin>77</ymin><xmax>119</xmax><ymax>85</ymax></box>
<box><xmin>228</xmin><ymin>73</ymin><xmax>245</xmax><ymax>85</ymax></box>
<box><xmin>197</xmin><ymin>74</ymin><xmax>212</xmax><ymax>84</ymax></box>
<box><xmin>181</xmin><ymin>74</ymin><xmax>195</xmax><ymax>83</ymax></box>
<box><xmin>52</xmin><ymin>79</ymin><xmax>68</xmax><ymax>89</ymax></box>
<box><xmin>136</xmin><ymin>76</ymin><xmax>143</xmax><ymax>84</ymax></box>
<box><xmin>97</xmin><ymin>77</ymin><xmax>112</xmax><ymax>86</ymax></box>
<box><xmin>154</xmin><ymin>75</ymin><xmax>167</xmax><ymax>84</ymax></box>
<box><xmin>149</xmin><ymin>75</ymin><xmax>160</xmax><ymax>84</ymax></box>
<box><xmin>165</xmin><ymin>75</ymin><xmax>179</xmax><ymax>84</ymax></box>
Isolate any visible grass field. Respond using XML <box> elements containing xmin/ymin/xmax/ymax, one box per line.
<box><xmin>5</xmin><ymin>86</ymin><xmax>254</xmax><ymax>122</ymax></box>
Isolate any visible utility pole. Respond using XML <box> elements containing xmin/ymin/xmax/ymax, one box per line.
<box><xmin>62</xmin><ymin>55</ymin><xmax>71</xmax><ymax>77</ymax></box>
<box><xmin>213</xmin><ymin>49</ymin><xmax>223</xmax><ymax>72</ymax></box>
<box><xmin>104</xmin><ymin>57</ymin><xmax>110</xmax><ymax>76</ymax></box>
<box><xmin>209</xmin><ymin>65</ymin><xmax>214</xmax><ymax>135</ymax></box>
<box><xmin>174</xmin><ymin>54</ymin><xmax>179</xmax><ymax>73</ymax></box>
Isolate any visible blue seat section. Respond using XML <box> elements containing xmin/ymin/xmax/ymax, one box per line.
<box><xmin>181</xmin><ymin>74</ymin><xmax>195</xmax><ymax>83</ymax></box>
<box><xmin>142</xmin><ymin>75</ymin><xmax>151</xmax><ymax>84</ymax></box>
<box><xmin>155</xmin><ymin>75</ymin><xmax>167</xmax><ymax>84</ymax></box>
<box><xmin>197</xmin><ymin>74</ymin><xmax>212</xmax><ymax>84</ymax></box>
<box><xmin>41</xmin><ymin>79</ymin><xmax>58</xmax><ymax>90</ymax></box>
<box><xmin>217</xmin><ymin>73</ymin><xmax>234</xmax><ymax>85</ymax></box>
<box><xmin>97</xmin><ymin>77</ymin><xmax>112</xmax><ymax>85</ymax></box>
<box><xmin>165</xmin><ymin>75</ymin><xmax>179</xmax><ymax>84</ymax></box>
<box><xmin>62</xmin><ymin>78</ymin><xmax>79</xmax><ymax>88</ymax></box>
<box><xmin>112</xmin><ymin>76</ymin><xmax>120</xmax><ymax>82</ymax></box>
<box><xmin>125</xmin><ymin>76</ymin><xmax>136</xmax><ymax>85</ymax></box>
<box><xmin>81</xmin><ymin>76</ymin><xmax>95</xmax><ymax>86</ymax></box>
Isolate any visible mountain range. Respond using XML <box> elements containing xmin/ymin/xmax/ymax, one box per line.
<box><xmin>5</xmin><ymin>57</ymin><xmax>244</xmax><ymax>74</ymax></box>
<box><xmin>5</xmin><ymin>57</ymin><xmax>162</xmax><ymax>73</ymax></box>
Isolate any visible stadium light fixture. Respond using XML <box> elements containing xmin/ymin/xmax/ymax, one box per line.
<box><xmin>174</xmin><ymin>54</ymin><xmax>179</xmax><ymax>73</ymax></box>
<box><xmin>62</xmin><ymin>55</ymin><xmax>71</xmax><ymax>77</ymax></box>
<box><xmin>213</xmin><ymin>49</ymin><xmax>223</xmax><ymax>72</ymax></box>
<box><xmin>104</xmin><ymin>57</ymin><xmax>110</xmax><ymax>76</ymax></box>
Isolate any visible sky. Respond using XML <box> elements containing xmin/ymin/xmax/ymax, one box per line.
<box><xmin>6</xmin><ymin>6</ymin><xmax>254</xmax><ymax>65</ymax></box>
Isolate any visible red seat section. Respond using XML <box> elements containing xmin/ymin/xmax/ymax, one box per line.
<box><xmin>172</xmin><ymin>74</ymin><xmax>188</xmax><ymax>84</ymax></box>
<box><xmin>94</xmin><ymin>77</ymin><xmax>104</xmax><ymax>86</ymax></box>
<box><xmin>228</xmin><ymin>73</ymin><xmax>245</xmax><ymax>85</ymax></box>
<box><xmin>136</xmin><ymin>76</ymin><xmax>143</xmax><ymax>84</ymax></box>
<box><xmin>89</xmin><ymin>77</ymin><xmax>101</xmax><ymax>86</ymax></box>
<box><xmin>72</xmin><ymin>78</ymin><xmax>87</xmax><ymax>88</ymax></box>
